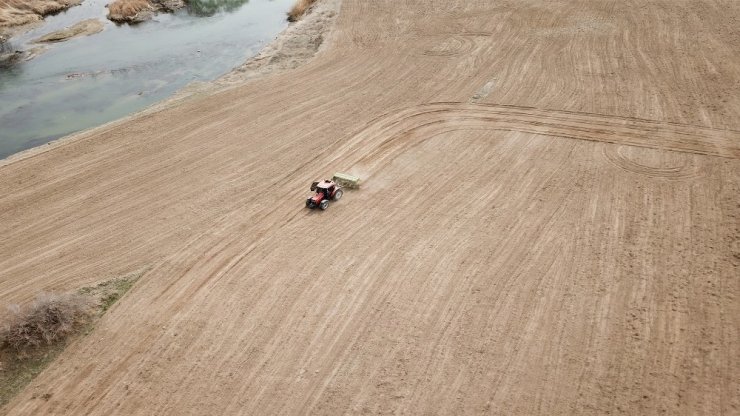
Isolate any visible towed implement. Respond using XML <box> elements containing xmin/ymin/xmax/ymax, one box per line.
<box><xmin>331</xmin><ymin>172</ymin><xmax>361</xmax><ymax>189</ymax></box>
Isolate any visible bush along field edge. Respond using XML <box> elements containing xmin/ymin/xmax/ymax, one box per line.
<box><xmin>0</xmin><ymin>268</ymin><xmax>149</xmax><ymax>408</ymax></box>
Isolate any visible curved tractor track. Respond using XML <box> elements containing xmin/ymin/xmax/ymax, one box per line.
<box><xmin>1</xmin><ymin>0</ymin><xmax>739</xmax><ymax>415</ymax></box>
<box><xmin>328</xmin><ymin>102</ymin><xmax>740</xmax><ymax>177</ymax></box>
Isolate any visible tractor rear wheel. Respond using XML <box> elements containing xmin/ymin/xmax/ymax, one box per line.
<box><xmin>319</xmin><ymin>200</ymin><xmax>329</xmax><ymax>210</ymax></box>
<box><xmin>333</xmin><ymin>189</ymin><xmax>343</xmax><ymax>200</ymax></box>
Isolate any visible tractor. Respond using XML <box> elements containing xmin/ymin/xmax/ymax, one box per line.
<box><xmin>306</xmin><ymin>179</ymin><xmax>343</xmax><ymax>210</ymax></box>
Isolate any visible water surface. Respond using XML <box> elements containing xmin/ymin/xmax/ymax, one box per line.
<box><xmin>0</xmin><ymin>0</ymin><xmax>293</xmax><ymax>159</ymax></box>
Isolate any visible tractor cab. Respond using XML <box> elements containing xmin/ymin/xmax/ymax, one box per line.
<box><xmin>316</xmin><ymin>180</ymin><xmax>334</xmax><ymax>194</ymax></box>
<box><xmin>311</xmin><ymin>180</ymin><xmax>334</xmax><ymax>195</ymax></box>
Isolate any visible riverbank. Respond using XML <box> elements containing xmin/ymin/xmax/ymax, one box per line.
<box><xmin>0</xmin><ymin>0</ymin><xmax>310</xmax><ymax>160</ymax></box>
<box><xmin>218</xmin><ymin>0</ymin><xmax>338</xmax><ymax>84</ymax></box>
<box><xmin>1</xmin><ymin>0</ymin><xmax>340</xmax><ymax>165</ymax></box>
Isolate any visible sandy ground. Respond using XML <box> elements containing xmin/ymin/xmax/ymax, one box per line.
<box><xmin>1</xmin><ymin>0</ymin><xmax>739</xmax><ymax>414</ymax></box>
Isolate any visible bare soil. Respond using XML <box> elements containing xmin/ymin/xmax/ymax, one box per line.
<box><xmin>1</xmin><ymin>0</ymin><xmax>739</xmax><ymax>414</ymax></box>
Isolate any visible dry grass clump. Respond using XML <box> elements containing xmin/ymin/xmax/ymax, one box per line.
<box><xmin>1</xmin><ymin>0</ymin><xmax>80</xmax><ymax>15</ymax></box>
<box><xmin>107</xmin><ymin>0</ymin><xmax>153</xmax><ymax>21</ymax></box>
<box><xmin>0</xmin><ymin>293</ymin><xmax>95</xmax><ymax>351</ymax></box>
<box><xmin>287</xmin><ymin>0</ymin><xmax>317</xmax><ymax>22</ymax></box>
<box><xmin>0</xmin><ymin>0</ymin><xmax>82</xmax><ymax>27</ymax></box>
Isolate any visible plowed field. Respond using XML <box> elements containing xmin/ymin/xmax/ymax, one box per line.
<box><xmin>1</xmin><ymin>1</ymin><xmax>739</xmax><ymax>414</ymax></box>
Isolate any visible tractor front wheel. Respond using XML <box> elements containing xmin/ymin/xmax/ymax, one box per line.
<box><xmin>306</xmin><ymin>198</ymin><xmax>313</xmax><ymax>208</ymax></box>
<box><xmin>333</xmin><ymin>189</ymin><xmax>343</xmax><ymax>201</ymax></box>
<box><xmin>319</xmin><ymin>200</ymin><xmax>330</xmax><ymax>210</ymax></box>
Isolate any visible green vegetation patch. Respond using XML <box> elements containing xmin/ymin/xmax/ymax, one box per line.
<box><xmin>78</xmin><ymin>269</ymin><xmax>145</xmax><ymax>313</ymax></box>
<box><xmin>0</xmin><ymin>268</ymin><xmax>148</xmax><ymax>408</ymax></box>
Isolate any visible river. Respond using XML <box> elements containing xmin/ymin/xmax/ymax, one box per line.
<box><xmin>0</xmin><ymin>0</ymin><xmax>294</xmax><ymax>159</ymax></box>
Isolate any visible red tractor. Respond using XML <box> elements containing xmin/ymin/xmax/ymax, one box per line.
<box><xmin>306</xmin><ymin>180</ymin><xmax>343</xmax><ymax>210</ymax></box>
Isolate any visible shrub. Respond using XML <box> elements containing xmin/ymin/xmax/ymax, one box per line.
<box><xmin>0</xmin><ymin>293</ymin><xmax>95</xmax><ymax>351</ymax></box>
<box><xmin>287</xmin><ymin>0</ymin><xmax>317</xmax><ymax>22</ymax></box>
